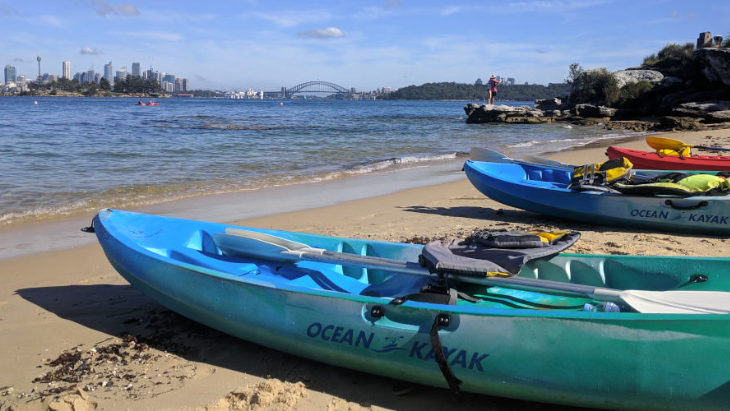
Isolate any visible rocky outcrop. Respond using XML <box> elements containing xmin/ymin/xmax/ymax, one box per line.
<box><xmin>464</xmin><ymin>37</ymin><xmax>730</xmax><ymax>132</ymax></box>
<box><xmin>694</xmin><ymin>48</ymin><xmax>730</xmax><ymax>86</ymax></box>
<box><xmin>464</xmin><ymin>104</ymin><xmax>554</xmax><ymax>124</ymax></box>
<box><xmin>674</xmin><ymin>101</ymin><xmax>730</xmax><ymax>122</ymax></box>
<box><xmin>613</xmin><ymin>69</ymin><xmax>664</xmax><ymax>89</ymax></box>
<box><xmin>464</xmin><ymin>101</ymin><xmax>730</xmax><ymax>132</ymax></box>
<box><xmin>534</xmin><ymin>98</ymin><xmax>564</xmax><ymax>111</ymax></box>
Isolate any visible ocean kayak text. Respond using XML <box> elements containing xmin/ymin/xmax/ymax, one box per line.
<box><xmin>306</xmin><ymin>322</ymin><xmax>489</xmax><ymax>371</ymax></box>
<box><xmin>630</xmin><ymin>209</ymin><xmax>728</xmax><ymax>224</ymax></box>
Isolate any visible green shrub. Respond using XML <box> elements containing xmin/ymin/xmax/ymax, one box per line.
<box><xmin>616</xmin><ymin>80</ymin><xmax>654</xmax><ymax>108</ymax></box>
<box><xmin>641</xmin><ymin>43</ymin><xmax>696</xmax><ymax>77</ymax></box>
<box><xmin>569</xmin><ymin>68</ymin><xmax>619</xmax><ymax>106</ymax></box>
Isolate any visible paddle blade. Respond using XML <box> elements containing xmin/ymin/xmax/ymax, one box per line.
<box><xmin>646</xmin><ymin>137</ymin><xmax>689</xmax><ymax>151</ymax></box>
<box><xmin>214</xmin><ymin>229</ymin><xmax>315</xmax><ymax>262</ymax></box>
<box><xmin>620</xmin><ymin>290</ymin><xmax>730</xmax><ymax>314</ymax></box>
<box><xmin>470</xmin><ymin>147</ymin><xmax>511</xmax><ymax>162</ymax></box>
<box><xmin>521</xmin><ymin>155</ymin><xmax>573</xmax><ymax>169</ymax></box>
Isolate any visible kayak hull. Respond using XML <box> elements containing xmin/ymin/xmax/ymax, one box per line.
<box><xmin>464</xmin><ymin>160</ymin><xmax>730</xmax><ymax>234</ymax></box>
<box><xmin>607</xmin><ymin>146</ymin><xmax>730</xmax><ymax>170</ymax></box>
<box><xmin>94</xmin><ymin>209</ymin><xmax>730</xmax><ymax>410</ymax></box>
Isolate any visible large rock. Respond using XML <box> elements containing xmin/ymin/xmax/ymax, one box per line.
<box><xmin>658</xmin><ymin>116</ymin><xmax>706</xmax><ymax>131</ymax></box>
<box><xmin>463</xmin><ymin>104</ymin><xmax>553</xmax><ymax>124</ymax></box>
<box><xmin>694</xmin><ymin>48</ymin><xmax>730</xmax><ymax>86</ymax></box>
<box><xmin>674</xmin><ymin>101</ymin><xmax>730</xmax><ymax>122</ymax></box>
<box><xmin>571</xmin><ymin>104</ymin><xmax>616</xmax><ymax>118</ymax></box>
<box><xmin>613</xmin><ymin>69</ymin><xmax>664</xmax><ymax>89</ymax></box>
<box><xmin>534</xmin><ymin>98</ymin><xmax>563</xmax><ymax>110</ymax></box>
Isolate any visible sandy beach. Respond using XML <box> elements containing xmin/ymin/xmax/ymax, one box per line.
<box><xmin>2</xmin><ymin>128</ymin><xmax>730</xmax><ymax>411</ymax></box>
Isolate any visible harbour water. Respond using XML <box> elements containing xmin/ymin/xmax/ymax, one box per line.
<box><xmin>1</xmin><ymin>96</ymin><xmax>645</xmax><ymax>229</ymax></box>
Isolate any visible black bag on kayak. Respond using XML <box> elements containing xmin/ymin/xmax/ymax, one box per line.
<box><xmin>568</xmin><ymin>157</ymin><xmax>633</xmax><ymax>191</ymax></box>
<box><xmin>420</xmin><ymin>230</ymin><xmax>581</xmax><ymax>277</ymax></box>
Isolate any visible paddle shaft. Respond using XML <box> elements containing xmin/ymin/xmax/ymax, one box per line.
<box><xmin>695</xmin><ymin>145</ymin><xmax>730</xmax><ymax>152</ymax></box>
<box><xmin>216</xmin><ymin>230</ymin><xmax>730</xmax><ymax>314</ymax></box>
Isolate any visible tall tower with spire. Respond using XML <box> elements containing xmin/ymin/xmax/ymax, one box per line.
<box><xmin>37</xmin><ymin>54</ymin><xmax>42</xmax><ymax>79</ymax></box>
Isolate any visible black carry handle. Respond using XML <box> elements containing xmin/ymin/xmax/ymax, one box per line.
<box><xmin>664</xmin><ymin>200</ymin><xmax>709</xmax><ymax>210</ymax></box>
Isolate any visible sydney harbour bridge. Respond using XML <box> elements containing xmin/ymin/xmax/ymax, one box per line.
<box><xmin>263</xmin><ymin>80</ymin><xmax>354</xmax><ymax>99</ymax></box>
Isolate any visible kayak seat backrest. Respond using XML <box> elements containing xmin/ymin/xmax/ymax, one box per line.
<box><xmin>524</xmin><ymin>165</ymin><xmax>572</xmax><ymax>184</ymax></box>
<box><xmin>337</xmin><ymin>241</ymin><xmax>368</xmax><ymax>282</ymax></box>
<box><xmin>184</xmin><ymin>230</ymin><xmax>220</xmax><ymax>254</ymax></box>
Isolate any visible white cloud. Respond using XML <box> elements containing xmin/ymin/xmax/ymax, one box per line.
<box><xmin>297</xmin><ymin>27</ymin><xmax>345</xmax><ymax>39</ymax></box>
<box><xmin>115</xmin><ymin>31</ymin><xmax>183</xmax><ymax>41</ymax></box>
<box><xmin>441</xmin><ymin>6</ymin><xmax>462</xmax><ymax>16</ymax></box>
<box><xmin>80</xmin><ymin>47</ymin><xmax>103</xmax><ymax>55</ymax></box>
<box><xmin>92</xmin><ymin>1</ymin><xmax>140</xmax><ymax>17</ymax></box>
<box><xmin>248</xmin><ymin>10</ymin><xmax>332</xmax><ymax>27</ymax></box>
<box><xmin>39</xmin><ymin>15</ymin><xmax>66</xmax><ymax>28</ymax></box>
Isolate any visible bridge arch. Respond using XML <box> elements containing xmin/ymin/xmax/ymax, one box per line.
<box><xmin>285</xmin><ymin>81</ymin><xmax>350</xmax><ymax>98</ymax></box>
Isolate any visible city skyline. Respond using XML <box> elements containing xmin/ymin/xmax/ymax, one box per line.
<box><xmin>1</xmin><ymin>1</ymin><xmax>729</xmax><ymax>91</ymax></box>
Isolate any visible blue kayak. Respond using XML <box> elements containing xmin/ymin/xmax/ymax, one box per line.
<box><xmin>464</xmin><ymin>160</ymin><xmax>730</xmax><ymax>234</ymax></box>
<box><xmin>92</xmin><ymin>209</ymin><xmax>730</xmax><ymax>410</ymax></box>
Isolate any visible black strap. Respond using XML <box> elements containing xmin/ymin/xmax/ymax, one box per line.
<box><xmin>430</xmin><ymin>313</ymin><xmax>462</xmax><ymax>397</ymax></box>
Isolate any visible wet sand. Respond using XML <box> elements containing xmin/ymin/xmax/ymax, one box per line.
<box><xmin>1</xmin><ymin>128</ymin><xmax>730</xmax><ymax>410</ymax></box>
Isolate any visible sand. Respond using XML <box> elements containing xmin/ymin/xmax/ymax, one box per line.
<box><xmin>1</xmin><ymin>128</ymin><xmax>730</xmax><ymax>411</ymax></box>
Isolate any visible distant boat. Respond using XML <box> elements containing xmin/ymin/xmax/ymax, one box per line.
<box><xmin>136</xmin><ymin>101</ymin><xmax>160</xmax><ymax>106</ymax></box>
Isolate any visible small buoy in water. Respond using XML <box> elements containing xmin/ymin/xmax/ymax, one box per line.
<box><xmin>280</xmin><ymin>102</ymin><xmax>283</xmax><ymax>106</ymax></box>
<box><xmin>34</xmin><ymin>101</ymin><xmax>38</xmax><ymax>105</ymax></box>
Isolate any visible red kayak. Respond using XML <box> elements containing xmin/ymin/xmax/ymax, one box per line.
<box><xmin>137</xmin><ymin>102</ymin><xmax>160</xmax><ymax>106</ymax></box>
<box><xmin>606</xmin><ymin>146</ymin><xmax>730</xmax><ymax>171</ymax></box>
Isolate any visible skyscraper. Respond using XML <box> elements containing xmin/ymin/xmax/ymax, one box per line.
<box><xmin>62</xmin><ymin>61</ymin><xmax>71</xmax><ymax>79</ymax></box>
<box><xmin>132</xmin><ymin>62</ymin><xmax>140</xmax><ymax>77</ymax></box>
<box><xmin>104</xmin><ymin>62</ymin><xmax>113</xmax><ymax>83</ymax></box>
<box><xmin>115</xmin><ymin>67</ymin><xmax>127</xmax><ymax>82</ymax></box>
<box><xmin>4</xmin><ymin>65</ymin><xmax>16</xmax><ymax>84</ymax></box>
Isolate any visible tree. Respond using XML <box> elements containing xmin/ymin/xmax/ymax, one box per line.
<box><xmin>569</xmin><ymin>68</ymin><xmax>619</xmax><ymax>106</ymax></box>
<box><xmin>99</xmin><ymin>77</ymin><xmax>111</xmax><ymax>91</ymax></box>
<box><xmin>565</xmin><ymin>63</ymin><xmax>583</xmax><ymax>85</ymax></box>
<box><xmin>83</xmin><ymin>82</ymin><xmax>100</xmax><ymax>96</ymax></box>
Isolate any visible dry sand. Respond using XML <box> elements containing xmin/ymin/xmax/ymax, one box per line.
<box><xmin>2</xmin><ymin>128</ymin><xmax>730</xmax><ymax>411</ymax></box>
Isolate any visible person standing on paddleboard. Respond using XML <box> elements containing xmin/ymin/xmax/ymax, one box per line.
<box><xmin>488</xmin><ymin>74</ymin><xmax>502</xmax><ymax>105</ymax></box>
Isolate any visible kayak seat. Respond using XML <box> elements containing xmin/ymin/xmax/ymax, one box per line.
<box><xmin>286</xmin><ymin>261</ymin><xmax>371</xmax><ymax>294</ymax></box>
<box><xmin>525</xmin><ymin>166</ymin><xmax>572</xmax><ymax>184</ymax></box>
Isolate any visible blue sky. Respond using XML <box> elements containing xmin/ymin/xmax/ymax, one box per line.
<box><xmin>1</xmin><ymin>0</ymin><xmax>728</xmax><ymax>91</ymax></box>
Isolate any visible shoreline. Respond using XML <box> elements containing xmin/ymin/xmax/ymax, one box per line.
<box><xmin>2</xmin><ymin>128</ymin><xmax>730</xmax><ymax>410</ymax></box>
<box><xmin>0</xmin><ymin>130</ymin><xmax>650</xmax><ymax>262</ymax></box>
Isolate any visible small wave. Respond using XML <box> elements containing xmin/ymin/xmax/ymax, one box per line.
<box><xmin>346</xmin><ymin>152</ymin><xmax>459</xmax><ymax>174</ymax></box>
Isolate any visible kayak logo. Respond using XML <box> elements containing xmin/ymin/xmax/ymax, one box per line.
<box><xmin>630</xmin><ymin>209</ymin><xmax>669</xmax><ymax>220</ymax></box>
<box><xmin>630</xmin><ymin>208</ymin><xmax>728</xmax><ymax>225</ymax></box>
<box><xmin>687</xmin><ymin>214</ymin><xmax>728</xmax><ymax>224</ymax></box>
<box><xmin>306</xmin><ymin>322</ymin><xmax>488</xmax><ymax>371</ymax></box>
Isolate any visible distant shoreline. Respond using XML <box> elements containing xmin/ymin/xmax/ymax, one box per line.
<box><xmin>0</xmin><ymin>93</ymin><xmax>170</xmax><ymax>98</ymax></box>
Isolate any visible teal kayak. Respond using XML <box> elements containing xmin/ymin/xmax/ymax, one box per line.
<box><xmin>93</xmin><ymin>209</ymin><xmax>730</xmax><ymax>410</ymax></box>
